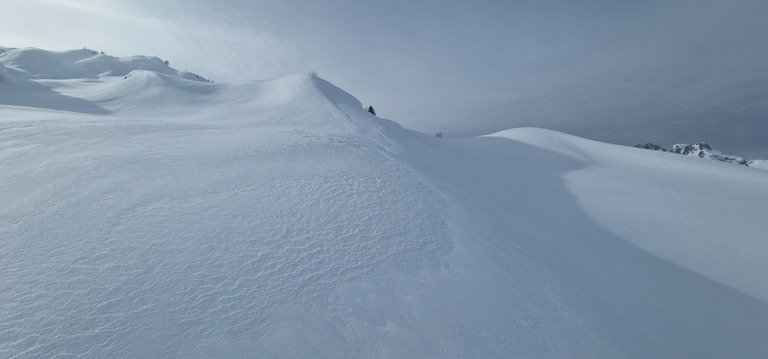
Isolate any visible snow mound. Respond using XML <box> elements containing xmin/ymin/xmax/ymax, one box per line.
<box><xmin>0</xmin><ymin>58</ymin><xmax>111</xmax><ymax>114</ymax></box>
<box><xmin>495</xmin><ymin>127</ymin><xmax>768</xmax><ymax>302</ymax></box>
<box><xmin>0</xmin><ymin>47</ymin><xmax>207</xmax><ymax>81</ymax></box>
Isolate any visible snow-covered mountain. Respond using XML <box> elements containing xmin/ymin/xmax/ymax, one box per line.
<box><xmin>2</xmin><ymin>48</ymin><xmax>768</xmax><ymax>358</ymax></box>
<box><xmin>635</xmin><ymin>142</ymin><xmax>751</xmax><ymax>166</ymax></box>
<box><xmin>0</xmin><ymin>46</ymin><xmax>208</xmax><ymax>81</ymax></box>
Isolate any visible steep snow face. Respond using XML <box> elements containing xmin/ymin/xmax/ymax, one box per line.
<box><xmin>2</xmin><ymin>50</ymin><xmax>768</xmax><ymax>358</ymax></box>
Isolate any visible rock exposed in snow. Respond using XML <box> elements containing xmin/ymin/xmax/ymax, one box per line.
<box><xmin>669</xmin><ymin>142</ymin><xmax>748</xmax><ymax>165</ymax></box>
<box><xmin>634</xmin><ymin>143</ymin><xmax>667</xmax><ymax>152</ymax></box>
<box><xmin>668</xmin><ymin>142</ymin><xmax>713</xmax><ymax>156</ymax></box>
<box><xmin>636</xmin><ymin>142</ymin><xmax>749</xmax><ymax>166</ymax></box>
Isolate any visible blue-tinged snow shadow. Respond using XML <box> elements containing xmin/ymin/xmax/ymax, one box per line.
<box><xmin>397</xmin><ymin>133</ymin><xmax>768</xmax><ymax>358</ymax></box>
<box><xmin>0</xmin><ymin>76</ymin><xmax>110</xmax><ymax>115</ymax></box>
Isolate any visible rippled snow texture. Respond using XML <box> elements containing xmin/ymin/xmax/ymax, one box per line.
<box><xmin>0</xmin><ymin>122</ymin><xmax>450</xmax><ymax>357</ymax></box>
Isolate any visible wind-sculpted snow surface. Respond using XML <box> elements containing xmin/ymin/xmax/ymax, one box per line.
<box><xmin>0</xmin><ymin>114</ymin><xmax>451</xmax><ymax>358</ymax></box>
<box><xmin>2</xmin><ymin>51</ymin><xmax>768</xmax><ymax>358</ymax></box>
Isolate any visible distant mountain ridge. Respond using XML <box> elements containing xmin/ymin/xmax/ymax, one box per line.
<box><xmin>635</xmin><ymin>141</ymin><xmax>762</xmax><ymax>167</ymax></box>
<box><xmin>0</xmin><ymin>46</ymin><xmax>216</xmax><ymax>114</ymax></box>
<box><xmin>0</xmin><ymin>46</ymin><xmax>208</xmax><ymax>82</ymax></box>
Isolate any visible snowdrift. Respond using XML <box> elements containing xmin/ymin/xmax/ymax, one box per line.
<box><xmin>2</xmin><ymin>48</ymin><xmax>768</xmax><ymax>358</ymax></box>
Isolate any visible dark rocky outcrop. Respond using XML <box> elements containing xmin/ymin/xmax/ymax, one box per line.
<box><xmin>635</xmin><ymin>142</ymin><xmax>749</xmax><ymax>166</ymax></box>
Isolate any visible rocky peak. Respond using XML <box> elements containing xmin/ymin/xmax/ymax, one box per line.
<box><xmin>669</xmin><ymin>143</ymin><xmax>712</xmax><ymax>157</ymax></box>
<box><xmin>636</xmin><ymin>142</ymin><xmax>748</xmax><ymax>166</ymax></box>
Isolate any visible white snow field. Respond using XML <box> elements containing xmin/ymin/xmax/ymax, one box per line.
<box><xmin>2</xmin><ymin>48</ymin><xmax>768</xmax><ymax>358</ymax></box>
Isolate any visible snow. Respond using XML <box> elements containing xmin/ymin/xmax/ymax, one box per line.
<box><xmin>0</xmin><ymin>47</ymin><xmax>206</xmax><ymax>81</ymax></box>
<box><xmin>2</xmin><ymin>47</ymin><xmax>768</xmax><ymax>358</ymax></box>
<box><xmin>496</xmin><ymin>128</ymin><xmax>768</xmax><ymax>302</ymax></box>
<box><xmin>748</xmin><ymin>159</ymin><xmax>768</xmax><ymax>170</ymax></box>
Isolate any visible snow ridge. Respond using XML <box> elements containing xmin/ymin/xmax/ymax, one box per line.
<box><xmin>0</xmin><ymin>47</ymin><xmax>207</xmax><ymax>81</ymax></box>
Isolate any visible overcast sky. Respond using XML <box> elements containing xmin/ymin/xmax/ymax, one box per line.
<box><xmin>2</xmin><ymin>0</ymin><xmax>767</xmax><ymax>155</ymax></box>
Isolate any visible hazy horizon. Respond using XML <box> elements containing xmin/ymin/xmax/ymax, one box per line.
<box><xmin>3</xmin><ymin>0</ymin><xmax>766</xmax><ymax>155</ymax></box>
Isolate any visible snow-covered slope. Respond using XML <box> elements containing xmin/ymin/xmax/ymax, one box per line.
<box><xmin>2</xmin><ymin>48</ymin><xmax>768</xmax><ymax>358</ymax></box>
<box><xmin>0</xmin><ymin>47</ymin><xmax>207</xmax><ymax>81</ymax></box>
<box><xmin>749</xmin><ymin>159</ymin><xmax>768</xmax><ymax>170</ymax></box>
